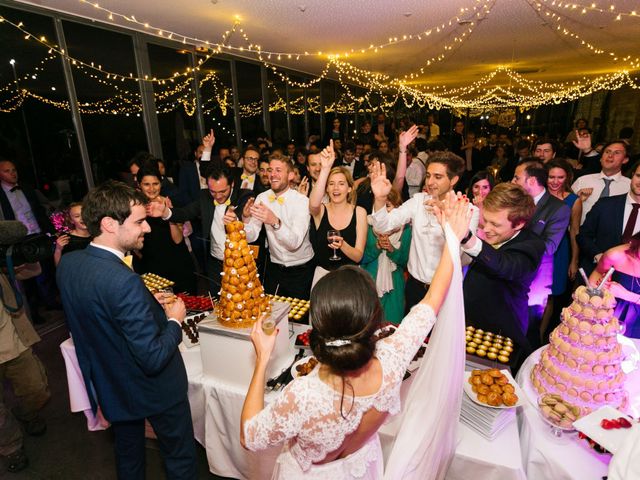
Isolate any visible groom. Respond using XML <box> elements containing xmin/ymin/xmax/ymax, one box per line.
<box><xmin>57</xmin><ymin>181</ymin><xmax>196</xmax><ymax>479</ymax></box>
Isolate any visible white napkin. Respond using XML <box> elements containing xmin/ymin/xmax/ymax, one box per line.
<box><xmin>375</xmin><ymin>227</ymin><xmax>403</xmax><ymax>297</ymax></box>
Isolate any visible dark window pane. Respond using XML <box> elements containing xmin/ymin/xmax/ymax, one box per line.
<box><xmin>306</xmin><ymin>82</ymin><xmax>321</xmax><ymax>142</ymax></box>
<box><xmin>267</xmin><ymin>69</ymin><xmax>288</xmax><ymax>146</ymax></box>
<box><xmin>0</xmin><ymin>6</ymin><xmax>87</xmax><ymax>203</ymax></box>
<box><xmin>62</xmin><ymin>20</ymin><xmax>147</xmax><ymax>184</ymax></box>
<box><xmin>289</xmin><ymin>76</ymin><xmax>306</xmax><ymax>145</ymax></box>
<box><xmin>236</xmin><ymin>61</ymin><xmax>263</xmax><ymax>145</ymax></box>
<box><xmin>147</xmin><ymin>43</ymin><xmax>198</xmax><ymax>173</ymax></box>
<box><xmin>198</xmin><ymin>56</ymin><xmax>236</xmax><ymax>147</ymax></box>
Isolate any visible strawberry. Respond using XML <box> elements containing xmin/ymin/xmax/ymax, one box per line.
<box><xmin>601</xmin><ymin>419</ymin><xmax>616</xmax><ymax>430</ymax></box>
<box><xmin>617</xmin><ymin>417</ymin><xmax>632</xmax><ymax>429</ymax></box>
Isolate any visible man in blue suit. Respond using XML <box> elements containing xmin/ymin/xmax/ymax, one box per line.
<box><xmin>578</xmin><ymin>161</ymin><xmax>639</xmax><ymax>275</ymax></box>
<box><xmin>57</xmin><ymin>181</ymin><xmax>196</xmax><ymax>479</ymax></box>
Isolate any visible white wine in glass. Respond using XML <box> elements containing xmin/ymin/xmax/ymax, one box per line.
<box><xmin>327</xmin><ymin>229</ymin><xmax>341</xmax><ymax>261</ymax></box>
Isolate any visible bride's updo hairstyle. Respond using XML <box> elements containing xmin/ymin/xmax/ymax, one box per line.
<box><xmin>309</xmin><ymin>266</ymin><xmax>383</xmax><ymax>373</ymax></box>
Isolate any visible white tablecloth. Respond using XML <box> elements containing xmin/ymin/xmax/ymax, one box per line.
<box><xmin>516</xmin><ymin>339</ymin><xmax>640</xmax><ymax>480</ymax></box>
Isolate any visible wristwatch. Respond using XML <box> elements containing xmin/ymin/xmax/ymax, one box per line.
<box><xmin>461</xmin><ymin>230</ymin><xmax>473</xmax><ymax>245</ymax></box>
<box><xmin>271</xmin><ymin>219</ymin><xmax>281</xmax><ymax>230</ymax></box>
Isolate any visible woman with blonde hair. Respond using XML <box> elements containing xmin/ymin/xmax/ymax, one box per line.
<box><xmin>309</xmin><ymin>142</ymin><xmax>368</xmax><ymax>287</ymax></box>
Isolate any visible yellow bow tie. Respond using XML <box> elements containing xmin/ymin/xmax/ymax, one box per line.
<box><xmin>268</xmin><ymin>194</ymin><xmax>285</xmax><ymax>205</ymax></box>
<box><xmin>214</xmin><ymin>198</ymin><xmax>231</xmax><ymax>207</ymax></box>
<box><xmin>241</xmin><ymin>173</ymin><xmax>252</xmax><ymax>180</ymax></box>
<box><xmin>123</xmin><ymin>255</ymin><xmax>134</xmax><ymax>270</ymax></box>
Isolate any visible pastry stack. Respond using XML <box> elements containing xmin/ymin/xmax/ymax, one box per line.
<box><xmin>216</xmin><ymin>221</ymin><xmax>271</xmax><ymax>328</ymax></box>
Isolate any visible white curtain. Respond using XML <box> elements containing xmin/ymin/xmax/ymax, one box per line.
<box><xmin>384</xmin><ymin>224</ymin><xmax>465</xmax><ymax>480</ymax></box>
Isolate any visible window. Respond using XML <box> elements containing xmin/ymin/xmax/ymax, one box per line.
<box><xmin>62</xmin><ymin>20</ymin><xmax>146</xmax><ymax>185</ymax></box>
<box><xmin>235</xmin><ymin>61</ymin><xmax>264</xmax><ymax>145</ymax></box>
<box><xmin>0</xmin><ymin>6</ymin><xmax>87</xmax><ymax>203</ymax></box>
<box><xmin>147</xmin><ymin>42</ymin><xmax>198</xmax><ymax>174</ymax></box>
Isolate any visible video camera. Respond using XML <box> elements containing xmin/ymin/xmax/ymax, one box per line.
<box><xmin>0</xmin><ymin>220</ymin><xmax>53</xmax><ymax>268</ymax></box>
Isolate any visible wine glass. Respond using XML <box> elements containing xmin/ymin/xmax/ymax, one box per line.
<box><xmin>327</xmin><ymin>229</ymin><xmax>341</xmax><ymax>261</ymax></box>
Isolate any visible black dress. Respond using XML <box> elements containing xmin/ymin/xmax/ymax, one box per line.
<box><xmin>311</xmin><ymin>207</ymin><xmax>358</xmax><ymax>271</ymax></box>
<box><xmin>61</xmin><ymin>234</ymin><xmax>92</xmax><ymax>256</ymax></box>
<box><xmin>136</xmin><ymin>217</ymin><xmax>197</xmax><ymax>294</ymax></box>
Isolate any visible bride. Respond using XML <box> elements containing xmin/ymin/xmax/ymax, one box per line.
<box><xmin>241</xmin><ymin>184</ymin><xmax>470</xmax><ymax>479</ymax></box>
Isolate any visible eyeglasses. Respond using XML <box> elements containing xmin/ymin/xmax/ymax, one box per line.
<box><xmin>244</xmin><ymin>156</ymin><xmax>260</xmax><ymax>162</ymax></box>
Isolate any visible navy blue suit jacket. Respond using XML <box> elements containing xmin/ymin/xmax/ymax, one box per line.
<box><xmin>464</xmin><ymin>229</ymin><xmax>546</xmax><ymax>355</ymax></box>
<box><xmin>577</xmin><ymin>194</ymin><xmax>626</xmax><ymax>274</ymax></box>
<box><xmin>57</xmin><ymin>245</ymin><xmax>187</xmax><ymax>422</ymax></box>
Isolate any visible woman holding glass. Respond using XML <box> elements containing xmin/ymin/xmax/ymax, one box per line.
<box><xmin>309</xmin><ymin>141</ymin><xmax>368</xmax><ymax>287</ymax></box>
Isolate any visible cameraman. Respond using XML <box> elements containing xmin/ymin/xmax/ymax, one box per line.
<box><xmin>0</xmin><ymin>238</ymin><xmax>51</xmax><ymax>473</ymax></box>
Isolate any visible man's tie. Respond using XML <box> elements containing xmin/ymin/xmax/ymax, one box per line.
<box><xmin>599</xmin><ymin>178</ymin><xmax>613</xmax><ymax>199</ymax></box>
<box><xmin>122</xmin><ymin>255</ymin><xmax>134</xmax><ymax>270</ymax></box>
<box><xmin>9</xmin><ymin>185</ymin><xmax>21</xmax><ymax>192</ymax></box>
<box><xmin>241</xmin><ymin>173</ymin><xmax>251</xmax><ymax>180</ymax></box>
<box><xmin>214</xmin><ymin>198</ymin><xmax>231</xmax><ymax>207</ymax></box>
<box><xmin>622</xmin><ymin>203</ymin><xmax>640</xmax><ymax>243</ymax></box>
<box><xmin>268</xmin><ymin>194</ymin><xmax>285</xmax><ymax>205</ymax></box>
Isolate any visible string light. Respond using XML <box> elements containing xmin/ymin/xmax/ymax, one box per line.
<box><xmin>1</xmin><ymin>2</ymin><xmax>639</xmax><ymax>115</ymax></box>
<box><xmin>538</xmin><ymin>0</ymin><xmax>640</xmax><ymax>19</ymax></box>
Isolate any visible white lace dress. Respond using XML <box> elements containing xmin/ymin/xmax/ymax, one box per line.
<box><xmin>243</xmin><ymin>303</ymin><xmax>436</xmax><ymax>479</ymax></box>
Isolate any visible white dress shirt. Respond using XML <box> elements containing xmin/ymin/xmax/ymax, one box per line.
<box><xmin>1</xmin><ymin>182</ymin><xmax>41</xmax><ymax>234</ymax></box>
<box><xmin>572</xmin><ymin>171</ymin><xmax>630</xmax><ymax>224</ymax></box>
<box><xmin>90</xmin><ymin>242</ymin><xmax>124</xmax><ymax>260</ymax></box>
<box><xmin>623</xmin><ymin>193</ymin><xmax>640</xmax><ymax>236</ymax></box>
<box><xmin>370</xmin><ymin>192</ymin><xmax>480</xmax><ymax>284</ymax></box>
<box><xmin>210</xmin><ymin>203</ymin><xmax>229</xmax><ymax>260</ymax></box>
<box><xmin>244</xmin><ymin>188</ymin><xmax>315</xmax><ymax>267</ymax></box>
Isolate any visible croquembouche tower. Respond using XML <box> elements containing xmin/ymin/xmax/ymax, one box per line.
<box><xmin>215</xmin><ymin>220</ymin><xmax>271</xmax><ymax>328</ymax></box>
<box><xmin>530</xmin><ymin>277</ymin><xmax>628</xmax><ymax>418</ymax></box>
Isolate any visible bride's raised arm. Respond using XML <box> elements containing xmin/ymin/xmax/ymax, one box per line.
<box><xmin>422</xmin><ymin>191</ymin><xmax>472</xmax><ymax>315</ymax></box>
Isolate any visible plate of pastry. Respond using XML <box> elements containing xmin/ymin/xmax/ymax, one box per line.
<box><xmin>463</xmin><ymin>368</ymin><xmax>525</xmax><ymax>409</ymax></box>
<box><xmin>291</xmin><ymin>356</ymin><xmax>319</xmax><ymax>378</ymax></box>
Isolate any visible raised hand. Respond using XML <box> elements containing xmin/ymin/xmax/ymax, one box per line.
<box><xmin>297</xmin><ymin>176</ymin><xmax>309</xmax><ymax>196</ymax></box>
<box><xmin>399</xmin><ymin>124</ymin><xmax>419</xmax><ymax>150</ymax></box>
<box><xmin>572</xmin><ymin>130</ymin><xmax>591</xmax><ymax>153</ymax></box>
<box><xmin>370</xmin><ymin>162</ymin><xmax>392</xmax><ymax>199</ymax></box>
<box><xmin>434</xmin><ymin>191</ymin><xmax>472</xmax><ymax>241</ymax></box>
<box><xmin>203</xmin><ymin>128</ymin><xmax>216</xmax><ymax>150</ymax></box>
<box><xmin>319</xmin><ymin>140</ymin><xmax>336</xmax><ymax>170</ymax></box>
<box><xmin>250</xmin><ymin>313</ymin><xmax>278</xmax><ymax>363</ymax></box>
<box><xmin>146</xmin><ymin>198</ymin><xmax>169</xmax><ymax>218</ymax></box>
<box><xmin>577</xmin><ymin>188</ymin><xmax>593</xmax><ymax>202</ymax></box>
<box><xmin>242</xmin><ymin>197</ymin><xmax>255</xmax><ymax>221</ymax></box>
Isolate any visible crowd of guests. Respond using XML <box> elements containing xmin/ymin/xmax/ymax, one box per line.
<box><xmin>1</xmin><ymin>111</ymin><xmax>640</xmax><ymax>476</ymax></box>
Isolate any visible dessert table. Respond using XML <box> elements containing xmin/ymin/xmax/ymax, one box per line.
<box><xmin>183</xmin><ymin>324</ymin><xmax>527</xmax><ymax>480</ymax></box>
<box><xmin>515</xmin><ymin>339</ymin><xmax>640</xmax><ymax>480</ymax></box>
<box><xmin>60</xmin><ymin>328</ymin><xmax>526</xmax><ymax>479</ymax></box>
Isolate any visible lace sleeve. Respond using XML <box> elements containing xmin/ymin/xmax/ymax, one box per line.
<box><xmin>379</xmin><ymin>303</ymin><xmax>436</xmax><ymax>377</ymax></box>
<box><xmin>243</xmin><ymin>379</ymin><xmax>308</xmax><ymax>451</ymax></box>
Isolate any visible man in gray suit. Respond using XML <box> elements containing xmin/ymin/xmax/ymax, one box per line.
<box><xmin>512</xmin><ymin>160</ymin><xmax>571</xmax><ymax>348</ymax></box>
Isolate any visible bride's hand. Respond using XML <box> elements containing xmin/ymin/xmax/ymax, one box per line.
<box><xmin>434</xmin><ymin>191</ymin><xmax>472</xmax><ymax>241</ymax></box>
<box><xmin>250</xmin><ymin>314</ymin><xmax>278</xmax><ymax>365</ymax></box>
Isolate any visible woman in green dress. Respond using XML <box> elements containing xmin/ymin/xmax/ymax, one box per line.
<box><xmin>361</xmin><ymin>189</ymin><xmax>412</xmax><ymax>324</ymax></box>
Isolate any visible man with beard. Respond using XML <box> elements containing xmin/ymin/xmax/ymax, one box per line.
<box><xmin>242</xmin><ymin>154</ymin><xmax>315</xmax><ymax>300</ymax></box>
<box><xmin>57</xmin><ymin>181</ymin><xmax>196</xmax><ymax>479</ymax></box>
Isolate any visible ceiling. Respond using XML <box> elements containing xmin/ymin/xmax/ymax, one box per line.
<box><xmin>12</xmin><ymin>0</ymin><xmax>640</xmax><ymax>106</ymax></box>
